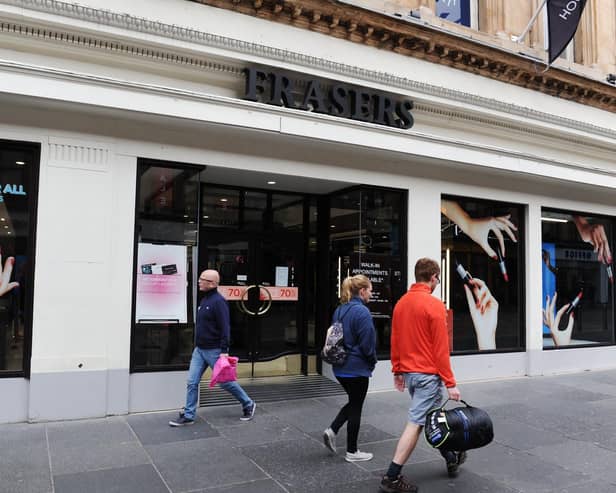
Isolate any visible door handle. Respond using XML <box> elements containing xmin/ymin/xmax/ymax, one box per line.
<box><xmin>239</xmin><ymin>284</ymin><xmax>272</xmax><ymax>316</ymax></box>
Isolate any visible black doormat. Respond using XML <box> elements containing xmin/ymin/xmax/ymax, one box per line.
<box><xmin>199</xmin><ymin>374</ymin><xmax>344</xmax><ymax>407</ymax></box>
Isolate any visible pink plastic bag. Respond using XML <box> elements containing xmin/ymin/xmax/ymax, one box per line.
<box><xmin>209</xmin><ymin>355</ymin><xmax>239</xmax><ymax>388</ymax></box>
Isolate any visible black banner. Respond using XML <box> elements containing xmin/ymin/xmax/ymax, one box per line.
<box><xmin>547</xmin><ymin>0</ymin><xmax>588</xmax><ymax>64</ymax></box>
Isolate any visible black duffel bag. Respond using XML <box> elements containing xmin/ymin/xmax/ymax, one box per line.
<box><xmin>424</xmin><ymin>399</ymin><xmax>494</xmax><ymax>451</ymax></box>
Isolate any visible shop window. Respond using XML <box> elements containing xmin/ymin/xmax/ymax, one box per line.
<box><xmin>441</xmin><ymin>196</ymin><xmax>525</xmax><ymax>352</ymax></box>
<box><xmin>131</xmin><ymin>160</ymin><xmax>202</xmax><ymax>371</ymax></box>
<box><xmin>0</xmin><ymin>140</ymin><xmax>39</xmax><ymax>377</ymax></box>
<box><xmin>541</xmin><ymin>209</ymin><xmax>614</xmax><ymax>349</ymax></box>
<box><xmin>329</xmin><ymin>187</ymin><xmax>407</xmax><ymax>359</ymax></box>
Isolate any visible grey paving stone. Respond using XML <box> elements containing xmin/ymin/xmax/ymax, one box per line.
<box><xmin>147</xmin><ymin>436</ymin><xmax>266</xmax><ymax>491</ymax></box>
<box><xmin>47</xmin><ymin>418</ymin><xmax>149</xmax><ymax>475</ymax></box>
<box><xmin>469</xmin><ymin>442</ymin><xmax>590</xmax><ymax>492</ymax></box>
<box><xmin>53</xmin><ymin>464</ymin><xmax>167</xmax><ymax>493</ymax></box>
<box><xmin>401</xmin><ymin>458</ymin><xmax>521</xmax><ymax>493</ymax></box>
<box><xmin>240</xmin><ymin>437</ymin><xmax>373</xmax><ymax>493</ymax></box>
<box><xmin>557</xmin><ymin>480</ymin><xmax>616</xmax><ymax>493</ymax></box>
<box><xmin>197</xmin><ymin>403</ymin><xmax>262</xmax><ymax>427</ymax></box>
<box><xmin>126</xmin><ymin>411</ymin><xmax>219</xmax><ymax>446</ymax></box>
<box><xmin>191</xmin><ymin>478</ymin><xmax>288</xmax><ymax>492</ymax></box>
<box><xmin>566</xmin><ymin>422</ymin><xmax>616</xmax><ymax>452</ymax></box>
<box><xmin>491</xmin><ymin>415</ymin><xmax>568</xmax><ymax>451</ymax></box>
<box><xmin>216</xmin><ymin>414</ymin><xmax>305</xmax><ymax>446</ymax></box>
<box><xmin>258</xmin><ymin>398</ymin><xmax>335</xmax><ymax>433</ymax></box>
<box><xmin>349</xmin><ymin>437</ymin><xmax>437</xmax><ymax>473</ymax></box>
<box><xmin>0</xmin><ymin>423</ymin><xmax>52</xmax><ymax>493</ymax></box>
<box><xmin>527</xmin><ymin>438</ymin><xmax>616</xmax><ymax>483</ymax></box>
<box><xmin>310</xmin><ymin>422</ymin><xmax>395</xmax><ymax>453</ymax></box>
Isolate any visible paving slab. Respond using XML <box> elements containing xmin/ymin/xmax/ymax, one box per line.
<box><xmin>126</xmin><ymin>411</ymin><xmax>219</xmax><ymax>446</ymax></box>
<box><xmin>240</xmin><ymin>437</ymin><xmax>373</xmax><ymax>493</ymax></box>
<box><xmin>146</xmin><ymin>436</ymin><xmax>267</xmax><ymax>492</ymax></box>
<box><xmin>47</xmin><ymin>418</ymin><xmax>148</xmax><ymax>475</ymax></box>
<box><xmin>0</xmin><ymin>423</ymin><xmax>52</xmax><ymax>493</ymax></box>
<box><xmin>53</xmin><ymin>464</ymin><xmax>168</xmax><ymax>493</ymax></box>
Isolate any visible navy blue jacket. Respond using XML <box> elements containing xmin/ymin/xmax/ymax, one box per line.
<box><xmin>195</xmin><ymin>288</ymin><xmax>230</xmax><ymax>352</ymax></box>
<box><xmin>332</xmin><ymin>296</ymin><xmax>377</xmax><ymax>378</ymax></box>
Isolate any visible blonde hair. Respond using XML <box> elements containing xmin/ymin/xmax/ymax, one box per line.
<box><xmin>340</xmin><ymin>274</ymin><xmax>371</xmax><ymax>303</ymax></box>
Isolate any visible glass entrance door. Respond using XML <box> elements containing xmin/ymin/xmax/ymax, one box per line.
<box><xmin>201</xmin><ymin>232</ymin><xmax>303</xmax><ymax>377</ymax></box>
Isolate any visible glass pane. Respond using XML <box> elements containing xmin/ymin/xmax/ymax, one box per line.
<box><xmin>272</xmin><ymin>194</ymin><xmax>304</xmax><ymax>232</ymax></box>
<box><xmin>0</xmin><ymin>143</ymin><xmax>37</xmax><ymax>375</ymax></box>
<box><xmin>329</xmin><ymin>188</ymin><xmax>406</xmax><ymax>359</ymax></box>
<box><xmin>243</xmin><ymin>191</ymin><xmax>267</xmax><ymax>231</ymax></box>
<box><xmin>541</xmin><ymin>209</ymin><xmax>614</xmax><ymax>348</ymax></box>
<box><xmin>441</xmin><ymin>196</ymin><xmax>524</xmax><ymax>352</ymax></box>
<box><xmin>436</xmin><ymin>0</ymin><xmax>471</xmax><ymax>26</ymax></box>
<box><xmin>132</xmin><ymin>161</ymin><xmax>201</xmax><ymax>370</ymax></box>
<box><xmin>201</xmin><ymin>186</ymin><xmax>240</xmax><ymax>230</ymax></box>
<box><xmin>138</xmin><ymin>166</ymin><xmax>199</xmax><ymax>244</ymax></box>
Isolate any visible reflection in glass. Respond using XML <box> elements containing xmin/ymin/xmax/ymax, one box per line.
<box><xmin>329</xmin><ymin>187</ymin><xmax>406</xmax><ymax>359</ymax></box>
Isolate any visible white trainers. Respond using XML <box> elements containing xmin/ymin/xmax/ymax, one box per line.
<box><xmin>323</xmin><ymin>427</ymin><xmax>337</xmax><ymax>453</ymax></box>
<box><xmin>345</xmin><ymin>450</ymin><xmax>373</xmax><ymax>462</ymax></box>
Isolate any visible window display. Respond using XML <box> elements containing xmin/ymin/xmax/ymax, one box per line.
<box><xmin>0</xmin><ymin>140</ymin><xmax>38</xmax><ymax>376</ymax></box>
<box><xmin>541</xmin><ymin>209</ymin><xmax>614</xmax><ymax>348</ymax></box>
<box><xmin>441</xmin><ymin>196</ymin><xmax>524</xmax><ymax>352</ymax></box>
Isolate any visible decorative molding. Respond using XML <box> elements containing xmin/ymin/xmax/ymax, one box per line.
<box><xmin>0</xmin><ymin>0</ymin><xmax>615</xmax><ymax>143</ymax></box>
<box><xmin>48</xmin><ymin>138</ymin><xmax>109</xmax><ymax>171</ymax></box>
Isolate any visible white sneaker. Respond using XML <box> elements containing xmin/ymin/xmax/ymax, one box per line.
<box><xmin>323</xmin><ymin>427</ymin><xmax>337</xmax><ymax>453</ymax></box>
<box><xmin>345</xmin><ymin>450</ymin><xmax>373</xmax><ymax>462</ymax></box>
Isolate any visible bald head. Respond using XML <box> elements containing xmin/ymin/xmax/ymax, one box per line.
<box><xmin>198</xmin><ymin>269</ymin><xmax>220</xmax><ymax>291</ymax></box>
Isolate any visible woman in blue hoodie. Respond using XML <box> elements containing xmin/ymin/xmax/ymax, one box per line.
<box><xmin>323</xmin><ymin>274</ymin><xmax>378</xmax><ymax>462</ymax></box>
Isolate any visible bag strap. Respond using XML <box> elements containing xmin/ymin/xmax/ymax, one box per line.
<box><xmin>440</xmin><ymin>398</ymin><xmax>471</xmax><ymax>409</ymax></box>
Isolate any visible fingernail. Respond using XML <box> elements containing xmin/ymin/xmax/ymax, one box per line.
<box><xmin>492</xmin><ymin>255</ymin><xmax>497</xmax><ymax>260</ymax></box>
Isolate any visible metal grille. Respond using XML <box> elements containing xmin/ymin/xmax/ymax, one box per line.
<box><xmin>199</xmin><ymin>374</ymin><xmax>344</xmax><ymax>407</ymax></box>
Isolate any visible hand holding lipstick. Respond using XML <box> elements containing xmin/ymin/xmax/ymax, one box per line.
<box><xmin>0</xmin><ymin>253</ymin><xmax>19</xmax><ymax>297</ymax></box>
<box><xmin>573</xmin><ymin>215</ymin><xmax>612</xmax><ymax>265</ymax></box>
<box><xmin>543</xmin><ymin>292</ymin><xmax>574</xmax><ymax>347</ymax></box>
<box><xmin>463</xmin><ymin>277</ymin><xmax>498</xmax><ymax>350</ymax></box>
<box><xmin>441</xmin><ymin>200</ymin><xmax>517</xmax><ymax>259</ymax></box>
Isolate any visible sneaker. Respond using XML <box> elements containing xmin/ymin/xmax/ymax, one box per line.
<box><xmin>345</xmin><ymin>450</ymin><xmax>373</xmax><ymax>462</ymax></box>
<box><xmin>380</xmin><ymin>474</ymin><xmax>418</xmax><ymax>493</ymax></box>
<box><xmin>323</xmin><ymin>427</ymin><xmax>337</xmax><ymax>453</ymax></box>
<box><xmin>169</xmin><ymin>415</ymin><xmax>194</xmax><ymax>427</ymax></box>
<box><xmin>240</xmin><ymin>401</ymin><xmax>256</xmax><ymax>421</ymax></box>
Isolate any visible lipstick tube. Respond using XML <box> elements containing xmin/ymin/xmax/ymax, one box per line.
<box><xmin>565</xmin><ymin>290</ymin><xmax>583</xmax><ymax>316</ymax></box>
<box><xmin>455</xmin><ymin>262</ymin><xmax>473</xmax><ymax>286</ymax></box>
<box><xmin>496</xmin><ymin>245</ymin><xmax>508</xmax><ymax>282</ymax></box>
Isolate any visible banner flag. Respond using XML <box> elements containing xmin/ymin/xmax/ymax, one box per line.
<box><xmin>547</xmin><ymin>0</ymin><xmax>588</xmax><ymax>64</ymax></box>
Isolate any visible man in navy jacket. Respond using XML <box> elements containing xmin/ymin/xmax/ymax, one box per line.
<box><xmin>170</xmin><ymin>269</ymin><xmax>255</xmax><ymax>426</ymax></box>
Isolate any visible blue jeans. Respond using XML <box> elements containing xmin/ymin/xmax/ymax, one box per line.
<box><xmin>183</xmin><ymin>347</ymin><xmax>253</xmax><ymax>420</ymax></box>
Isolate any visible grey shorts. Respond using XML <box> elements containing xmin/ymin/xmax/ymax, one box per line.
<box><xmin>404</xmin><ymin>373</ymin><xmax>445</xmax><ymax>426</ymax></box>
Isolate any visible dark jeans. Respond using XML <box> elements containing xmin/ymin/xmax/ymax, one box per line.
<box><xmin>330</xmin><ymin>376</ymin><xmax>369</xmax><ymax>453</ymax></box>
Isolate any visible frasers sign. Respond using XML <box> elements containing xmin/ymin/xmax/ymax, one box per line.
<box><xmin>243</xmin><ymin>67</ymin><xmax>414</xmax><ymax>129</ymax></box>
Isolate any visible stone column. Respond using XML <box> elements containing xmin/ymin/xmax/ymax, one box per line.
<box><xmin>593</xmin><ymin>0</ymin><xmax>616</xmax><ymax>72</ymax></box>
<box><xmin>478</xmin><ymin>0</ymin><xmax>505</xmax><ymax>36</ymax></box>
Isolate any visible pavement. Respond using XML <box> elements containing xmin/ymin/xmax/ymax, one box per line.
<box><xmin>3</xmin><ymin>369</ymin><xmax>616</xmax><ymax>493</ymax></box>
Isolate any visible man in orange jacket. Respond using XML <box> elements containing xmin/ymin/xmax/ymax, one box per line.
<box><xmin>380</xmin><ymin>258</ymin><xmax>463</xmax><ymax>493</ymax></box>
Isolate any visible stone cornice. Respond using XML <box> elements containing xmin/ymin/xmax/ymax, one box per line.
<box><xmin>0</xmin><ymin>0</ymin><xmax>614</xmax><ymax>145</ymax></box>
<box><xmin>188</xmin><ymin>0</ymin><xmax>616</xmax><ymax>114</ymax></box>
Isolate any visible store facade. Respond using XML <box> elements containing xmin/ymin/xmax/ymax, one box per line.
<box><xmin>0</xmin><ymin>0</ymin><xmax>614</xmax><ymax>422</ymax></box>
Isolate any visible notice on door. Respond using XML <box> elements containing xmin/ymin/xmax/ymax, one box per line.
<box><xmin>220</xmin><ymin>285</ymin><xmax>299</xmax><ymax>301</ymax></box>
<box><xmin>135</xmin><ymin>243</ymin><xmax>187</xmax><ymax>323</ymax></box>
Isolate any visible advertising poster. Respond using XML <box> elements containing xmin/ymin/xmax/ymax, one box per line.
<box><xmin>135</xmin><ymin>243</ymin><xmax>187</xmax><ymax>323</ymax></box>
<box><xmin>541</xmin><ymin>212</ymin><xmax>614</xmax><ymax>348</ymax></box>
<box><xmin>441</xmin><ymin>197</ymin><xmax>523</xmax><ymax>352</ymax></box>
